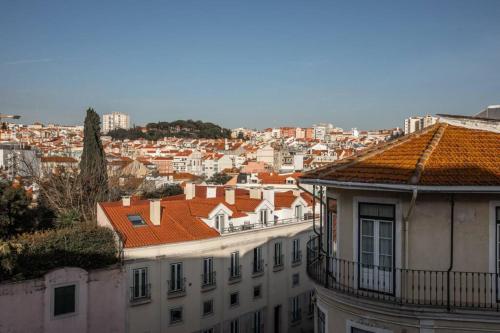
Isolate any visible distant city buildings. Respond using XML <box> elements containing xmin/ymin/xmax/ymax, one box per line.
<box><xmin>403</xmin><ymin>114</ymin><xmax>437</xmax><ymax>134</ymax></box>
<box><xmin>102</xmin><ymin>112</ymin><xmax>130</xmax><ymax>133</ymax></box>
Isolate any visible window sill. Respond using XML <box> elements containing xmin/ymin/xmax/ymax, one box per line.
<box><xmin>129</xmin><ymin>297</ymin><xmax>152</xmax><ymax>306</ymax></box>
<box><xmin>273</xmin><ymin>264</ymin><xmax>284</xmax><ymax>272</ymax></box>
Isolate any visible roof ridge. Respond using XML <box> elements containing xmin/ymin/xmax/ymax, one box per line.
<box><xmin>408</xmin><ymin>123</ymin><xmax>448</xmax><ymax>185</ymax></box>
<box><xmin>312</xmin><ymin>123</ymin><xmax>441</xmax><ymax>179</ymax></box>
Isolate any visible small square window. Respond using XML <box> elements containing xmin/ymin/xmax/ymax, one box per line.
<box><xmin>230</xmin><ymin>292</ymin><xmax>239</xmax><ymax>306</ymax></box>
<box><xmin>127</xmin><ymin>214</ymin><xmax>146</xmax><ymax>226</ymax></box>
<box><xmin>253</xmin><ymin>285</ymin><xmax>262</xmax><ymax>299</ymax></box>
<box><xmin>292</xmin><ymin>273</ymin><xmax>300</xmax><ymax>287</ymax></box>
<box><xmin>203</xmin><ymin>299</ymin><xmax>214</xmax><ymax>316</ymax></box>
<box><xmin>170</xmin><ymin>307</ymin><xmax>183</xmax><ymax>324</ymax></box>
<box><xmin>53</xmin><ymin>284</ymin><xmax>76</xmax><ymax>317</ymax></box>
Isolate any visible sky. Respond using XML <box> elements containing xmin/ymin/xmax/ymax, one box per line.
<box><xmin>1</xmin><ymin>0</ymin><xmax>500</xmax><ymax>130</ymax></box>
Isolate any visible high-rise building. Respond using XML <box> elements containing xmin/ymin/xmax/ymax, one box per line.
<box><xmin>102</xmin><ymin>112</ymin><xmax>130</xmax><ymax>133</ymax></box>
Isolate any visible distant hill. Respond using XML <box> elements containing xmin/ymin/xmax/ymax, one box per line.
<box><xmin>107</xmin><ymin>120</ymin><xmax>231</xmax><ymax>140</ymax></box>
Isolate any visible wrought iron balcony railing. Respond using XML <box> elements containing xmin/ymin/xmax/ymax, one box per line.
<box><xmin>221</xmin><ymin>215</ymin><xmax>318</xmax><ymax>234</ymax></box>
<box><xmin>201</xmin><ymin>271</ymin><xmax>216</xmax><ymax>289</ymax></box>
<box><xmin>306</xmin><ymin>237</ymin><xmax>500</xmax><ymax>312</ymax></box>
<box><xmin>229</xmin><ymin>265</ymin><xmax>242</xmax><ymax>282</ymax></box>
<box><xmin>167</xmin><ymin>277</ymin><xmax>186</xmax><ymax>298</ymax></box>
<box><xmin>252</xmin><ymin>259</ymin><xmax>264</xmax><ymax>276</ymax></box>
<box><xmin>130</xmin><ymin>283</ymin><xmax>151</xmax><ymax>302</ymax></box>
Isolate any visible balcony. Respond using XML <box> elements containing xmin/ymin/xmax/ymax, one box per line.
<box><xmin>228</xmin><ymin>265</ymin><xmax>242</xmax><ymax>284</ymax></box>
<box><xmin>291</xmin><ymin>250</ymin><xmax>302</xmax><ymax>267</ymax></box>
<box><xmin>129</xmin><ymin>283</ymin><xmax>151</xmax><ymax>305</ymax></box>
<box><xmin>273</xmin><ymin>254</ymin><xmax>284</xmax><ymax>272</ymax></box>
<box><xmin>167</xmin><ymin>278</ymin><xmax>186</xmax><ymax>298</ymax></box>
<box><xmin>252</xmin><ymin>259</ymin><xmax>265</xmax><ymax>277</ymax></box>
<box><xmin>306</xmin><ymin>238</ymin><xmax>500</xmax><ymax>312</ymax></box>
<box><xmin>201</xmin><ymin>271</ymin><xmax>216</xmax><ymax>291</ymax></box>
<box><xmin>221</xmin><ymin>215</ymin><xmax>317</xmax><ymax>234</ymax></box>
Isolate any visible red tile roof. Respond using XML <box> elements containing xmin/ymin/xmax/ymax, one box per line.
<box><xmin>301</xmin><ymin>123</ymin><xmax>500</xmax><ymax>186</ymax></box>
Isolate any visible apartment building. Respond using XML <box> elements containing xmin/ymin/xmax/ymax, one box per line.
<box><xmin>102</xmin><ymin>112</ymin><xmax>131</xmax><ymax>134</ymax></box>
<box><xmin>404</xmin><ymin>115</ymin><xmax>437</xmax><ymax>135</ymax></box>
<box><xmin>299</xmin><ymin>119</ymin><xmax>500</xmax><ymax>333</ymax></box>
<box><xmin>97</xmin><ymin>185</ymin><xmax>318</xmax><ymax>333</ymax></box>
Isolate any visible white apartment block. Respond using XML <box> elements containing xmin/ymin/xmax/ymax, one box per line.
<box><xmin>102</xmin><ymin>112</ymin><xmax>131</xmax><ymax>133</ymax></box>
<box><xmin>403</xmin><ymin>115</ymin><xmax>437</xmax><ymax>135</ymax></box>
<box><xmin>97</xmin><ymin>185</ymin><xmax>318</xmax><ymax>333</ymax></box>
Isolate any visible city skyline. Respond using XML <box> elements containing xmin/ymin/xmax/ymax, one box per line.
<box><xmin>2</xmin><ymin>0</ymin><xmax>500</xmax><ymax>129</ymax></box>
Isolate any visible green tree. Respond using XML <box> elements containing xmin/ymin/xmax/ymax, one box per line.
<box><xmin>79</xmin><ymin>108</ymin><xmax>109</xmax><ymax>222</ymax></box>
<box><xmin>207</xmin><ymin>172</ymin><xmax>232</xmax><ymax>185</ymax></box>
<box><xmin>142</xmin><ymin>184</ymin><xmax>183</xmax><ymax>199</ymax></box>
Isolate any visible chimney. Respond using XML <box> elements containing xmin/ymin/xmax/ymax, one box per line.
<box><xmin>184</xmin><ymin>182</ymin><xmax>195</xmax><ymax>200</ymax></box>
<box><xmin>262</xmin><ymin>187</ymin><xmax>275</xmax><ymax>207</ymax></box>
<box><xmin>292</xmin><ymin>189</ymin><xmax>301</xmax><ymax>197</ymax></box>
<box><xmin>249</xmin><ymin>187</ymin><xmax>262</xmax><ymax>200</ymax></box>
<box><xmin>225</xmin><ymin>187</ymin><xmax>235</xmax><ymax>205</ymax></box>
<box><xmin>122</xmin><ymin>196</ymin><xmax>131</xmax><ymax>207</ymax></box>
<box><xmin>149</xmin><ymin>199</ymin><xmax>161</xmax><ymax>225</ymax></box>
<box><xmin>206</xmin><ymin>186</ymin><xmax>217</xmax><ymax>199</ymax></box>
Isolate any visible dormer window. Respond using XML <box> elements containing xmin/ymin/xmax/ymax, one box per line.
<box><xmin>128</xmin><ymin>214</ymin><xmax>146</xmax><ymax>227</ymax></box>
<box><xmin>215</xmin><ymin>214</ymin><xmax>225</xmax><ymax>232</ymax></box>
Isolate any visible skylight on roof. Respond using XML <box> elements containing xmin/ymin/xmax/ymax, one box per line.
<box><xmin>127</xmin><ymin>214</ymin><xmax>146</xmax><ymax>226</ymax></box>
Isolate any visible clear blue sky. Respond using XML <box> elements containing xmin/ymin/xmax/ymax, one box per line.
<box><xmin>1</xmin><ymin>0</ymin><xmax>500</xmax><ymax>130</ymax></box>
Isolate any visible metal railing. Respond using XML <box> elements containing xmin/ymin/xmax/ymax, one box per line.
<box><xmin>292</xmin><ymin>250</ymin><xmax>302</xmax><ymax>265</ymax></box>
<box><xmin>307</xmin><ymin>238</ymin><xmax>500</xmax><ymax>312</ymax></box>
<box><xmin>221</xmin><ymin>215</ymin><xmax>318</xmax><ymax>234</ymax></box>
<box><xmin>229</xmin><ymin>265</ymin><xmax>242</xmax><ymax>281</ymax></box>
<box><xmin>273</xmin><ymin>254</ymin><xmax>284</xmax><ymax>268</ymax></box>
<box><xmin>252</xmin><ymin>259</ymin><xmax>264</xmax><ymax>275</ymax></box>
<box><xmin>130</xmin><ymin>283</ymin><xmax>151</xmax><ymax>302</ymax></box>
<box><xmin>167</xmin><ymin>277</ymin><xmax>186</xmax><ymax>296</ymax></box>
<box><xmin>290</xmin><ymin>310</ymin><xmax>302</xmax><ymax>323</ymax></box>
<box><xmin>201</xmin><ymin>271</ymin><xmax>216</xmax><ymax>288</ymax></box>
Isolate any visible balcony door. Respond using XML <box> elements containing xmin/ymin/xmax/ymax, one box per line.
<box><xmin>496</xmin><ymin>207</ymin><xmax>500</xmax><ymax>301</ymax></box>
<box><xmin>358</xmin><ymin>203</ymin><xmax>395</xmax><ymax>294</ymax></box>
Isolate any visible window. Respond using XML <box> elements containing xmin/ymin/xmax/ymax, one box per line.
<box><xmin>127</xmin><ymin>214</ymin><xmax>146</xmax><ymax>226</ymax></box>
<box><xmin>294</xmin><ymin>205</ymin><xmax>303</xmax><ymax>219</ymax></box>
<box><xmin>253</xmin><ymin>285</ymin><xmax>262</xmax><ymax>299</ymax></box>
<box><xmin>292</xmin><ymin>273</ymin><xmax>300</xmax><ymax>286</ymax></box>
<box><xmin>274</xmin><ymin>241</ymin><xmax>283</xmax><ymax>267</ymax></box>
<box><xmin>327</xmin><ymin>198</ymin><xmax>337</xmax><ymax>257</ymax></box>
<box><xmin>291</xmin><ymin>295</ymin><xmax>301</xmax><ymax>322</ymax></box>
<box><xmin>308</xmin><ymin>290</ymin><xmax>315</xmax><ymax>315</ymax></box>
<box><xmin>253</xmin><ymin>247</ymin><xmax>263</xmax><ymax>274</ymax></box>
<box><xmin>53</xmin><ymin>284</ymin><xmax>76</xmax><ymax>317</ymax></box>
<box><xmin>202</xmin><ymin>299</ymin><xmax>214</xmax><ymax>316</ymax></box>
<box><xmin>317</xmin><ymin>307</ymin><xmax>326</xmax><ymax>333</ymax></box>
<box><xmin>202</xmin><ymin>329</ymin><xmax>214</xmax><ymax>333</ymax></box>
<box><xmin>292</xmin><ymin>239</ymin><xmax>301</xmax><ymax>263</ymax></box>
<box><xmin>230</xmin><ymin>292</ymin><xmax>239</xmax><ymax>306</ymax></box>
<box><xmin>496</xmin><ymin>207</ymin><xmax>499</xmax><ymax>300</ymax></box>
<box><xmin>170</xmin><ymin>307</ymin><xmax>183</xmax><ymax>324</ymax></box>
<box><xmin>132</xmin><ymin>267</ymin><xmax>149</xmax><ymax>300</ymax></box>
<box><xmin>253</xmin><ymin>310</ymin><xmax>263</xmax><ymax>333</ymax></box>
<box><xmin>230</xmin><ymin>319</ymin><xmax>240</xmax><ymax>333</ymax></box>
<box><xmin>259</xmin><ymin>209</ymin><xmax>268</xmax><ymax>224</ymax></box>
<box><xmin>170</xmin><ymin>263</ymin><xmax>183</xmax><ymax>292</ymax></box>
<box><xmin>202</xmin><ymin>257</ymin><xmax>214</xmax><ymax>286</ymax></box>
<box><xmin>230</xmin><ymin>251</ymin><xmax>240</xmax><ymax>278</ymax></box>
<box><xmin>215</xmin><ymin>214</ymin><xmax>225</xmax><ymax>232</ymax></box>
<box><xmin>359</xmin><ymin>203</ymin><xmax>395</xmax><ymax>293</ymax></box>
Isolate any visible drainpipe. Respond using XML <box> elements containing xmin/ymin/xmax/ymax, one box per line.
<box><xmin>403</xmin><ymin>188</ymin><xmax>418</xmax><ymax>269</ymax></box>
<box><xmin>297</xmin><ymin>183</ymin><xmax>322</xmax><ymax>240</ymax></box>
<box><xmin>447</xmin><ymin>194</ymin><xmax>455</xmax><ymax>311</ymax></box>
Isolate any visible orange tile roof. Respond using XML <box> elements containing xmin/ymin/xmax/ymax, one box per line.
<box><xmin>301</xmin><ymin>123</ymin><xmax>500</xmax><ymax>186</ymax></box>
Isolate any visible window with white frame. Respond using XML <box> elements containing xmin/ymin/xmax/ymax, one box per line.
<box><xmin>294</xmin><ymin>204</ymin><xmax>303</xmax><ymax>220</ymax></box>
<box><xmin>215</xmin><ymin>214</ymin><xmax>225</xmax><ymax>232</ymax></box>
<box><xmin>132</xmin><ymin>267</ymin><xmax>149</xmax><ymax>300</ymax></box>
<box><xmin>359</xmin><ymin>203</ymin><xmax>395</xmax><ymax>293</ymax></box>
<box><xmin>327</xmin><ymin>198</ymin><xmax>337</xmax><ymax>257</ymax></box>
<box><xmin>202</xmin><ymin>257</ymin><xmax>214</xmax><ymax>286</ymax></box>
<box><xmin>291</xmin><ymin>295</ymin><xmax>301</xmax><ymax>322</ymax></box>
<box><xmin>317</xmin><ymin>307</ymin><xmax>326</xmax><ymax>333</ymax></box>
<box><xmin>253</xmin><ymin>246</ymin><xmax>263</xmax><ymax>273</ymax></box>
<box><xmin>253</xmin><ymin>310</ymin><xmax>263</xmax><ymax>333</ymax></box>
<box><xmin>170</xmin><ymin>263</ymin><xmax>183</xmax><ymax>292</ymax></box>
<box><xmin>230</xmin><ymin>251</ymin><xmax>240</xmax><ymax>278</ymax></box>
<box><xmin>292</xmin><ymin>238</ymin><xmax>301</xmax><ymax>263</ymax></box>
<box><xmin>274</xmin><ymin>241</ymin><xmax>283</xmax><ymax>267</ymax></box>
<box><xmin>259</xmin><ymin>209</ymin><xmax>268</xmax><ymax>224</ymax></box>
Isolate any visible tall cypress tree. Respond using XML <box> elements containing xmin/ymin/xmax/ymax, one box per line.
<box><xmin>79</xmin><ymin>108</ymin><xmax>108</xmax><ymax>214</ymax></box>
